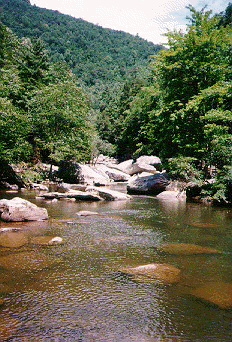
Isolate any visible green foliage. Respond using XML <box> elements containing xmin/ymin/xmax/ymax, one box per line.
<box><xmin>0</xmin><ymin>0</ymin><xmax>162</xmax><ymax>88</ymax></box>
<box><xmin>0</xmin><ymin>22</ymin><xmax>94</xmax><ymax>164</ymax></box>
<box><xmin>165</xmin><ymin>156</ymin><xmax>202</xmax><ymax>182</ymax></box>
<box><xmin>211</xmin><ymin>166</ymin><xmax>232</xmax><ymax>203</ymax></box>
<box><xmin>116</xmin><ymin>83</ymin><xmax>161</xmax><ymax>158</ymax></box>
<box><xmin>0</xmin><ymin>98</ymin><xmax>32</xmax><ymax>162</ymax></box>
<box><xmin>27</xmin><ymin>67</ymin><xmax>93</xmax><ymax>163</ymax></box>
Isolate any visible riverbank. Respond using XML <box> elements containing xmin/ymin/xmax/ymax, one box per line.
<box><xmin>1</xmin><ymin>156</ymin><xmax>231</xmax><ymax>207</ymax></box>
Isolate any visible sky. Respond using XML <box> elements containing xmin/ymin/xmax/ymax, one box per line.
<box><xmin>30</xmin><ymin>0</ymin><xmax>230</xmax><ymax>44</ymax></box>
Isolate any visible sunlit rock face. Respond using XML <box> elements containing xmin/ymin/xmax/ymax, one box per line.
<box><xmin>0</xmin><ymin>197</ymin><xmax>48</xmax><ymax>222</ymax></box>
<box><xmin>158</xmin><ymin>243</ymin><xmax>222</xmax><ymax>255</ymax></box>
<box><xmin>0</xmin><ymin>231</ymin><xmax>28</xmax><ymax>248</ymax></box>
<box><xmin>119</xmin><ymin>263</ymin><xmax>181</xmax><ymax>285</ymax></box>
<box><xmin>0</xmin><ymin>251</ymin><xmax>59</xmax><ymax>273</ymax></box>
<box><xmin>191</xmin><ymin>282</ymin><xmax>232</xmax><ymax>309</ymax></box>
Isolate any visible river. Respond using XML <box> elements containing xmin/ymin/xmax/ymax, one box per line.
<box><xmin>0</xmin><ymin>185</ymin><xmax>232</xmax><ymax>341</ymax></box>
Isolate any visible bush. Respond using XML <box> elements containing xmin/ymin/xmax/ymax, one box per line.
<box><xmin>165</xmin><ymin>156</ymin><xmax>203</xmax><ymax>182</ymax></box>
<box><xmin>211</xmin><ymin>166</ymin><xmax>232</xmax><ymax>204</ymax></box>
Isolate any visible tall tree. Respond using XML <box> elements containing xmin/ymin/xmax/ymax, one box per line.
<box><xmin>27</xmin><ymin>62</ymin><xmax>93</xmax><ymax>163</ymax></box>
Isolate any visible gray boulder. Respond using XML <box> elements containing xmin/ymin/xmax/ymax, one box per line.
<box><xmin>93</xmin><ymin>164</ymin><xmax>130</xmax><ymax>182</ymax></box>
<box><xmin>0</xmin><ymin>197</ymin><xmax>48</xmax><ymax>222</ymax></box>
<box><xmin>87</xmin><ymin>186</ymin><xmax>131</xmax><ymax>201</ymax></box>
<box><xmin>127</xmin><ymin>173</ymin><xmax>169</xmax><ymax>195</ymax></box>
<box><xmin>116</xmin><ymin>155</ymin><xmax>162</xmax><ymax>175</ymax></box>
<box><xmin>58</xmin><ymin>161</ymin><xmax>110</xmax><ymax>186</ymax></box>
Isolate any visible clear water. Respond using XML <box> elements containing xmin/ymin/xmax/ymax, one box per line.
<box><xmin>0</xmin><ymin>186</ymin><xmax>232</xmax><ymax>341</ymax></box>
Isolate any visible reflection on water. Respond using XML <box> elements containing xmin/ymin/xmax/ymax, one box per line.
<box><xmin>0</xmin><ymin>186</ymin><xmax>232</xmax><ymax>341</ymax></box>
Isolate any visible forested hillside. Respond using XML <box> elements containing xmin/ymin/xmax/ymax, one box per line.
<box><xmin>0</xmin><ymin>1</ymin><xmax>231</xmax><ymax>204</ymax></box>
<box><xmin>0</xmin><ymin>0</ymin><xmax>162</xmax><ymax>86</ymax></box>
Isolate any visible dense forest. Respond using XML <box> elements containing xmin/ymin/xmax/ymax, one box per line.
<box><xmin>0</xmin><ymin>0</ymin><xmax>231</xmax><ymax>203</ymax></box>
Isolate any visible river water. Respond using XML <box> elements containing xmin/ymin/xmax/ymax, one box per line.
<box><xmin>0</xmin><ymin>185</ymin><xmax>232</xmax><ymax>341</ymax></box>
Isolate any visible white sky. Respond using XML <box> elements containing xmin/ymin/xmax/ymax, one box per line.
<box><xmin>30</xmin><ymin>0</ymin><xmax>230</xmax><ymax>44</ymax></box>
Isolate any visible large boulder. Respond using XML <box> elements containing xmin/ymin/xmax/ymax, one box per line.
<box><xmin>38</xmin><ymin>190</ymin><xmax>102</xmax><ymax>201</ymax></box>
<box><xmin>116</xmin><ymin>155</ymin><xmax>162</xmax><ymax>175</ymax></box>
<box><xmin>0</xmin><ymin>197</ymin><xmax>48</xmax><ymax>222</ymax></box>
<box><xmin>58</xmin><ymin>161</ymin><xmax>110</xmax><ymax>186</ymax></box>
<box><xmin>88</xmin><ymin>187</ymin><xmax>132</xmax><ymax>201</ymax></box>
<box><xmin>136</xmin><ymin>155</ymin><xmax>162</xmax><ymax>171</ymax></box>
<box><xmin>93</xmin><ymin>164</ymin><xmax>130</xmax><ymax>182</ymax></box>
<box><xmin>127</xmin><ymin>173</ymin><xmax>169</xmax><ymax>195</ymax></box>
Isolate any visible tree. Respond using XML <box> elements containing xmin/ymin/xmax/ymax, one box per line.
<box><xmin>27</xmin><ymin>63</ymin><xmax>93</xmax><ymax>163</ymax></box>
<box><xmin>0</xmin><ymin>97</ymin><xmax>32</xmax><ymax>162</ymax></box>
<box><xmin>149</xmin><ymin>5</ymin><xmax>232</xmax><ymax>160</ymax></box>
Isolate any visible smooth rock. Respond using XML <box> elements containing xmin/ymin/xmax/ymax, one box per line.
<box><xmin>67</xmin><ymin>190</ymin><xmax>102</xmax><ymax>201</ymax></box>
<box><xmin>55</xmin><ymin>183</ymin><xmax>87</xmax><ymax>193</ymax></box>
<box><xmin>31</xmin><ymin>183</ymin><xmax>49</xmax><ymax>191</ymax></box>
<box><xmin>0</xmin><ymin>197</ymin><xmax>48</xmax><ymax>222</ymax></box>
<box><xmin>0</xmin><ymin>231</ymin><xmax>28</xmax><ymax>248</ymax></box>
<box><xmin>191</xmin><ymin>282</ymin><xmax>232</xmax><ymax>309</ymax></box>
<box><xmin>156</xmin><ymin>190</ymin><xmax>186</xmax><ymax>201</ymax></box>
<box><xmin>119</xmin><ymin>263</ymin><xmax>181</xmax><ymax>285</ymax></box>
<box><xmin>88</xmin><ymin>187</ymin><xmax>131</xmax><ymax>201</ymax></box>
<box><xmin>0</xmin><ymin>251</ymin><xmax>59</xmax><ymax>272</ymax></box>
<box><xmin>39</xmin><ymin>190</ymin><xmax>102</xmax><ymax>201</ymax></box>
<box><xmin>76</xmin><ymin>210</ymin><xmax>99</xmax><ymax>217</ymax></box>
<box><xmin>94</xmin><ymin>164</ymin><xmax>130</xmax><ymax>182</ymax></box>
<box><xmin>158</xmin><ymin>243</ymin><xmax>222</xmax><ymax>255</ymax></box>
<box><xmin>127</xmin><ymin>173</ymin><xmax>169</xmax><ymax>195</ymax></box>
<box><xmin>58</xmin><ymin>161</ymin><xmax>110</xmax><ymax>186</ymax></box>
<box><xmin>116</xmin><ymin>159</ymin><xmax>135</xmax><ymax>175</ymax></box>
<box><xmin>30</xmin><ymin>236</ymin><xmax>63</xmax><ymax>246</ymax></box>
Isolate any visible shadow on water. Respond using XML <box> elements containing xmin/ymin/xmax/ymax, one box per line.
<box><xmin>0</xmin><ymin>186</ymin><xmax>232</xmax><ymax>341</ymax></box>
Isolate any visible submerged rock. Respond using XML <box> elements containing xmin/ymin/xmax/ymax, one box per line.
<box><xmin>119</xmin><ymin>263</ymin><xmax>181</xmax><ymax>285</ymax></box>
<box><xmin>30</xmin><ymin>236</ymin><xmax>63</xmax><ymax>246</ymax></box>
<box><xmin>75</xmin><ymin>210</ymin><xmax>99</xmax><ymax>217</ymax></box>
<box><xmin>191</xmin><ymin>282</ymin><xmax>232</xmax><ymax>309</ymax></box>
<box><xmin>0</xmin><ymin>231</ymin><xmax>28</xmax><ymax>248</ymax></box>
<box><xmin>0</xmin><ymin>197</ymin><xmax>48</xmax><ymax>222</ymax></box>
<box><xmin>158</xmin><ymin>243</ymin><xmax>222</xmax><ymax>255</ymax></box>
<box><xmin>0</xmin><ymin>251</ymin><xmax>59</xmax><ymax>272</ymax></box>
<box><xmin>0</xmin><ymin>315</ymin><xmax>20</xmax><ymax>341</ymax></box>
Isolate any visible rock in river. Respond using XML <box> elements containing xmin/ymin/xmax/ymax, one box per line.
<box><xmin>127</xmin><ymin>173</ymin><xmax>169</xmax><ymax>195</ymax></box>
<box><xmin>0</xmin><ymin>251</ymin><xmax>59</xmax><ymax>273</ymax></box>
<box><xmin>76</xmin><ymin>210</ymin><xmax>99</xmax><ymax>217</ymax></box>
<box><xmin>158</xmin><ymin>243</ymin><xmax>222</xmax><ymax>255</ymax></box>
<box><xmin>191</xmin><ymin>282</ymin><xmax>232</xmax><ymax>309</ymax></box>
<box><xmin>119</xmin><ymin>263</ymin><xmax>181</xmax><ymax>285</ymax></box>
<box><xmin>0</xmin><ymin>197</ymin><xmax>48</xmax><ymax>222</ymax></box>
<box><xmin>30</xmin><ymin>235</ymin><xmax>63</xmax><ymax>246</ymax></box>
<box><xmin>0</xmin><ymin>315</ymin><xmax>21</xmax><ymax>341</ymax></box>
<box><xmin>0</xmin><ymin>231</ymin><xmax>28</xmax><ymax>248</ymax></box>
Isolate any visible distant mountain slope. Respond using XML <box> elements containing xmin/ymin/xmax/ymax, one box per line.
<box><xmin>0</xmin><ymin>0</ymin><xmax>163</xmax><ymax>86</ymax></box>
